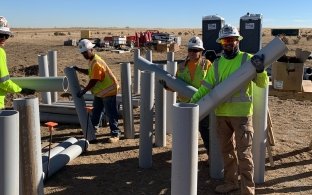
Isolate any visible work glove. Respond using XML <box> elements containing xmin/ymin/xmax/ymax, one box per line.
<box><xmin>20</xmin><ymin>88</ymin><xmax>35</xmax><ymax>95</ymax></box>
<box><xmin>251</xmin><ymin>54</ymin><xmax>265</xmax><ymax>73</ymax></box>
<box><xmin>159</xmin><ymin>80</ymin><xmax>168</xmax><ymax>89</ymax></box>
<box><xmin>72</xmin><ymin>66</ymin><xmax>80</xmax><ymax>71</ymax></box>
<box><xmin>77</xmin><ymin>89</ymin><xmax>86</xmax><ymax>98</ymax></box>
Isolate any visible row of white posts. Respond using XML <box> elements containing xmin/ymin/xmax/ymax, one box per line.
<box><xmin>131</xmin><ymin>37</ymin><xmax>287</xmax><ymax>195</ymax></box>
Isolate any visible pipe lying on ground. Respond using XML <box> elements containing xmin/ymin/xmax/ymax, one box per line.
<box><xmin>0</xmin><ymin>110</ymin><xmax>19</xmax><ymax>195</ymax></box>
<box><xmin>42</xmin><ymin>137</ymin><xmax>78</xmax><ymax>174</ymax></box>
<box><xmin>13</xmin><ymin>97</ymin><xmax>44</xmax><ymax>195</ymax></box>
<box><xmin>40</xmin><ymin>112</ymin><xmax>80</xmax><ymax>124</ymax></box>
<box><xmin>39</xmin><ymin>104</ymin><xmax>77</xmax><ymax>115</ymax></box>
<box><xmin>42</xmin><ymin>137</ymin><xmax>78</xmax><ymax>163</ymax></box>
<box><xmin>136</xmin><ymin>56</ymin><xmax>197</xmax><ymax>98</ymax></box>
<box><xmin>10</xmin><ymin>76</ymin><xmax>69</xmax><ymax>92</ymax></box>
<box><xmin>197</xmin><ymin>37</ymin><xmax>288</xmax><ymax>120</ymax></box>
<box><xmin>43</xmin><ymin>139</ymin><xmax>88</xmax><ymax>180</ymax></box>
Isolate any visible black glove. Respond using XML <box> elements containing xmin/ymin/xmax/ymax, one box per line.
<box><xmin>159</xmin><ymin>80</ymin><xmax>168</xmax><ymax>89</ymax></box>
<box><xmin>251</xmin><ymin>54</ymin><xmax>265</xmax><ymax>73</ymax></box>
<box><xmin>72</xmin><ymin>66</ymin><xmax>80</xmax><ymax>71</ymax></box>
<box><xmin>20</xmin><ymin>88</ymin><xmax>35</xmax><ymax>95</ymax></box>
<box><xmin>77</xmin><ymin>89</ymin><xmax>86</xmax><ymax>98</ymax></box>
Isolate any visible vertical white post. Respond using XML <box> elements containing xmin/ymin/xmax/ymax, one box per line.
<box><xmin>166</xmin><ymin>61</ymin><xmax>177</xmax><ymax>134</ymax></box>
<box><xmin>48</xmin><ymin>50</ymin><xmax>58</xmax><ymax>103</ymax></box>
<box><xmin>252</xmin><ymin>85</ymin><xmax>268</xmax><ymax>183</ymax></box>
<box><xmin>13</xmin><ymin>97</ymin><xmax>44</xmax><ymax>195</ymax></box>
<box><xmin>171</xmin><ymin>103</ymin><xmax>198</xmax><ymax>195</ymax></box>
<box><xmin>0</xmin><ymin>110</ymin><xmax>19</xmax><ymax>195</ymax></box>
<box><xmin>209</xmin><ymin>113</ymin><xmax>224</xmax><ymax>179</ymax></box>
<box><xmin>155</xmin><ymin>64</ymin><xmax>167</xmax><ymax>147</ymax></box>
<box><xmin>38</xmin><ymin>54</ymin><xmax>52</xmax><ymax>104</ymax></box>
<box><xmin>133</xmin><ymin>49</ymin><xmax>141</xmax><ymax>95</ymax></box>
<box><xmin>121</xmin><ymin>62</ymin><xmax>134</xmax><ymax>139</ymax></box>
<box><xmin>139</xmin><ymin>71</ymin><xmax>155</xmax><ymax>168</ymax></box>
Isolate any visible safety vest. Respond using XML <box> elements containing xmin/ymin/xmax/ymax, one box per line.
<box><xmin>176</xmin><ymin>57</ymin><xmax>211</xmax><ymax>102</ymax></box>
<box><xmin>88</xmin><ymin>54</ymin><xmax>119</xmax><ymax>97</ymax></box>
<box><xmin>191</xmin><ymin>51</ymin><xmax>268</xmax><ymax>116</ymax></box>
<box><xmin>0</xmin><ymin>47</ymin><xmax>22</xmax><ymax>109</ymax></box>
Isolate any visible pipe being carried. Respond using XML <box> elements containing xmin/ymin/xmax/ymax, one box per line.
<box><xmin>11</xmin><ymin>76</ymin><xmax>69</xmax><ymax>92</ymax></box>
<box><xmin>197</xmin><ymin>37</ymin><xmax>288</xmax><ymax>120</ymax></box>
<box><xmin>136</xmin><ymin>56</ymin><xmax>197</xmax><ymax>98</ymax></box>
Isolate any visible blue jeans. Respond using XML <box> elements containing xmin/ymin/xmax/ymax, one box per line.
<box><xmin>91</xmin><ymin>95</ymin><xmax>120</xmax><ymax>136</ymax></box>
<box><xmin>199</xmin><ymin>115</ymin><xmax>210</xmax><ymax>154</ymax></box>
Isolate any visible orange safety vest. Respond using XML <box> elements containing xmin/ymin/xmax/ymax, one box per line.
<box><xmin>88</xmin><ymin>54</ymin><xmax>119</xmax><ymax>97</ymax></box>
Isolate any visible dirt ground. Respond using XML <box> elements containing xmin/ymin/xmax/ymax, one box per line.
<box><xmin>3</xmin><ymin>28</ymin><xmax>312</xmax><ymax>194</ymax></box>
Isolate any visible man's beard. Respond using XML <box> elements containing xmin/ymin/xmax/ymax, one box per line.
<box><xmin>223</xmin><ymin>46</ymin><xmax>239</xmax><ymax>59</ymax></box>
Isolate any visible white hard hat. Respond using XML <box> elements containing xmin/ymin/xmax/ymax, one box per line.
<box><xmin>0</xmin><ymin>16</ymin><xmax>12</xmax><ymax>36</ymax></box>
<box><xmin>188</xmin><ymin>36</ymin><xmax>205</xmax><ymax>50</ymax></box>
<box><xmin>216</xmin><ymin>24</ymin><xmax>243</xmax><ymax>43</ymax></box>
<box><xmin>78</xmin><ymin>39</ymin><xmax>95</xmax><ymax>53</ymax></box>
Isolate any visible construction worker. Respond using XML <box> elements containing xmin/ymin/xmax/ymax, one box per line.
<box><xmin>190</xmin><ymin>24</ymin><xmax>268</xmax><ymax>195</ymax></box>
<box><xmin>0</xmin><ymin>16</ymin><xmax>34</xmax><ymax>109</ymax></box>
<box><xmin>74</xmin><ymin>39</ymin><xmax>121</xmax><ymax>143</ymax></box>
<box><xmin>160</xmin><ymin>36</ymin><xmax>212</xmax><ymax>156</ymax></box>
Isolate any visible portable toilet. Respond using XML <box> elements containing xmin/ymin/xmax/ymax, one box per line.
<box><xmin>239</xmin><ymin>13</ymin><xmax>263</xmax><ymax>54</ymax></box>
<box><xmin>202</xmin><ymin>15</ymin><xmax>225</xmax><ymax>54</ymax></box>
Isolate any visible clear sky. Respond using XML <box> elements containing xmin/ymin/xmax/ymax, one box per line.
<box><xmin>2</xmin><ymin>0</ymin><xmax>312</xmax><ymax>29</ymax></box>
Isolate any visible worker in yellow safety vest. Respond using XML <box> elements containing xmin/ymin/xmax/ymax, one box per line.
<box><xmin>160</xmin><ymin>36</ymin><xmax>212</xmax><ymax>157</ymax></box>
<box><xmin>190</xmin><ymin>24</ymin><xmax>268</xmax><ymax>195</ymax></box>
<box><xmin>0</xmin><ymin>16</ymin><xmax>35</xmax><ymax>109</ymax></box>
<box><xmin>74</xmin><ymin>39</ymin><xmax>121</xmax><ymax>144</ymax></box>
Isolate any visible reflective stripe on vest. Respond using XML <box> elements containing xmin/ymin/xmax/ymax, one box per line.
<box><xmin>213</xmin><ymin>53</ymin><xmax>251</xmax><ymax>103</ymax></box>
<box><xmin>0</xmin><ymin>75</ymin><xmax>10</xmax><ymax>83</ymax></box>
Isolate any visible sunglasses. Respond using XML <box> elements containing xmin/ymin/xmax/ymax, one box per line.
<box><xmin>219</xmin><ymin>37</ymin><xmax>238</xmax><ymax>45</ymax></box>
<box><xmin>188</xmin><ymin>48</ymin><xmax>201</xmax><ymax>53</ymax></box>
<box><xmin>0</xmin><ymin>34</ymin><xmax>9</xmax><ymax>40</ymax></box>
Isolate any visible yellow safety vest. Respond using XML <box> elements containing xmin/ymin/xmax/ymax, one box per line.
<box><xmin>88</xmin><ymin>54</ymin><xmax>119</xmax><ymax>97</ymax></box>
<box><xmin>0</xmin><ymin>47</ymin><xmax>22</xmax><ymax>109</ymax></box>
<box><xmin>176</xmin><ymin>57</ymin><xmax>211</xmax><ymax>102</ymax></box>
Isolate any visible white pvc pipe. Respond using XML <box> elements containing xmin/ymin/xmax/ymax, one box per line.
<box><xmin>39</xmin><ymin>103</ymin><xmax>77</xmax><ymax>115</ymax></box>
<box><xmin>197</xmin><ymin>37</ymin><xmax>288</xmax><ymax>120</ymax></box>
<box><xmin>0</xmin><ymin>110</ymin><xmax>19</xmax><ymax>195</ymax></box>
<box><xmin>38</xmin><ymin>54</ymin><xmax>52</xmax><ymax>104</ymax></box>
<box><xmin>133</xmin><ymin>49</ymin><xmax>141</xmax><ymax>95</ymax></box>
<box><xmin>42</xmin><ymin>137</ymin><xmax>78</xmax><ymax>163</ymax></box>
<box><xmin>171</xmin><ymin>103</ymin><xmax>199</xmax><ymax>195</ymax></box>
<box><xmin>136</xmin><ymin>56</ymin><xmax>197</xmax><ymax>98</ymax></box>
<box><xmin>166</xmin><ymin>61</ymin><xmax>177</xmax><ymax>134</ymax></box>
<box><xmin>40</xmin><ymin>112</ymin><xmax>80</xmax><ymax>124</ymax></box>
<box><xmin>155</xmin><ymin>64</ymin><xmax>167</xmax><ymax>147</ymax></box>
<box><xmin>10</xmin><ymin>76</ymin><xmax>69</xmax><ymax>92</ymax></box>
<box><xmin>252</xmin><ymin>85</ymin><xmax>268</xmax><ymax>183</ymax></box>
<box><xmin>13</xmin><ymin>97</ymin><xmax>44</xmax><ymax>195</ymax></box>
<box><xmin>121</xmin><ymin>62</ymin><xmax>134</xmax><ymax>139</ymax></box>
<box><xmin>48</xmin><ymin>50</ymin><xmax>58</xmax><ymax>103</ymax></box>
<box><xmin>139</xmin><ymin>71</ymin><xmax>154</xmax><ymax>168</ymax></box>
<box><xmin>42</xmin><ymin>137</ymin><xmax>78</xmax><ymax>173</ymax></box>
<box><xmin>167</xmin><ymin>51</ymin><xmax>174</xmax><ymax>62</ymax></box>
<box><xmin>43</xmin><ymin>139</ymin><xmax>88</xmax><ymax>179</ymax></box>
<box><xmin>146</xmin><ymin>50</ymin><xmax>152</xmax><ymax>62</ymax></box>
<box><xmin>64</xmin><ymin>67</ymin><xmax>96</xmax><ymax>141</ymax></box>
<box><xmin>209</xmin><ymin>113</ymin><xmax>224</xmax><ymax>179</ymax></box>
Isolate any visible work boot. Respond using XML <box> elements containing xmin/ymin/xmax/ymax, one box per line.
<box><xmin>215</xmin><ymin>183</ymin><xmax>239</xmax><ymax>194</ymax></box>
<box><xmin>108</xmin><ymin>135</ymin><xmax>120</xmax><ymax>143</ymax></box>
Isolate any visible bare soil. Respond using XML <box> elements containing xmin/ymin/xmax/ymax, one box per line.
<box><xmin>4</xmin><ymin>28</ymin><xmax>312</xmax><ymax>195</ymax></box>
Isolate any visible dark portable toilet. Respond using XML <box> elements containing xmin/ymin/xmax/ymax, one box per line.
<box><xmin>239</xmin><ymin>13</ymin><xmax>263</xmax><ymax>54</ymax></box>
<box><xmin>202</xmin><ymin>15</ymin><xmax>225</xmax><ymax>54</ymax></box>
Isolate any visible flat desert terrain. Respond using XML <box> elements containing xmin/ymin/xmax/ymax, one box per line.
<box><xmin>3</xmin><ymin>28</ymin><xmax>312</xmax><ymax>194</ymax></box>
